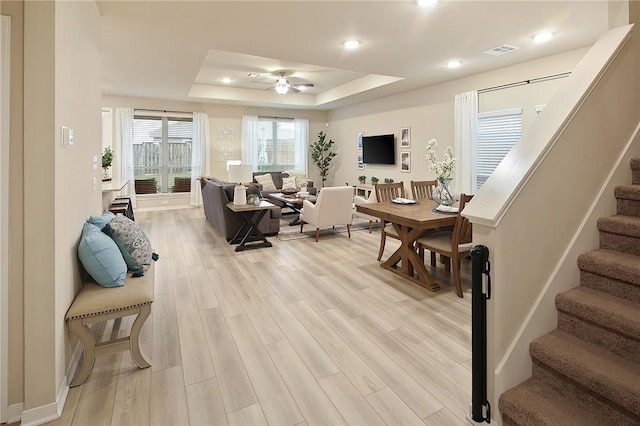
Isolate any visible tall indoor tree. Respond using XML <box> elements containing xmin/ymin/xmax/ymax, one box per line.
<box><xmin>310</xmin><ymin>131</ymin><xmax>337</xmax><ymax>187</ymax></box>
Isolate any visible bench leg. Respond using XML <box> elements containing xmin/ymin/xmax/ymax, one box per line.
<box><xmin>68</xmin><ymin>319</ymin><xmax>96</xmax><ymax>387</ymax></box>
<box><xmin>129</xmin><ymin>304</ymin><xmax>151</xmax><ymax>369</ymax></box>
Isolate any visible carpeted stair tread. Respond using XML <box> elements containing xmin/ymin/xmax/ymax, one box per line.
<box><xmin>556</xmin><ymin>286</ymin><xmax>640</xmax><ymax>340</ymax></box>
<box><xmin>578</xmin><ymin>249</ymin><xmax>640</xmax><ymax>287</ymax></box>
<box><xmin>499</xmin><ymin>377</ymin><xmax>616</xmax><ymax>426</ymax></box>
<box><xmin>598</xmin><ymin>215</ymin><xmax>640</xmax><ymax>238</ymax></box>
<box><xmin>615</xmin><ymin>185</ymin><xmax>640</xmax><ymax>200</ymax></box>
<box><xmin>530</xmin><ymin>330</ymin><xmax>640</xmax><ymax>416</ymax></box>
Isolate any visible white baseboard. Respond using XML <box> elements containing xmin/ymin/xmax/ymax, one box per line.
<box><xmin>7</xmin><ymin>402</ymin><xmax>23</xmax><ymax>424</ymax></box>
<box><xmin>20</xmin><ymin>342</ymin><xmax>82</xmax><ymax>426</ymax></box>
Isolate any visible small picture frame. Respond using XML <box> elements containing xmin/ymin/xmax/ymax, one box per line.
<box><xmin>401</xmin><ymin>151</ymin><xmax>411</xmax><ymax>172</ymax></box>
<box><xmin>400</xmin><ymin>127</ymin><xmax>411</xmax><ymax>148</ymax></box>
<box><xmin>357</xmin><ymin>152</ymin><xmax>364</xmax><ymax>170</ymax></box>
<box><xmin>357</xmin><ymin>132</ymin><xmax>364</xmax><ymax>150</ymax></box>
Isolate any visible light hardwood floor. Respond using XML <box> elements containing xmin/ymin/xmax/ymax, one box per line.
<box><xmin>49</xmin><ymin>207</ymin><xmax>472</xmax><ymax>426</ymax></box>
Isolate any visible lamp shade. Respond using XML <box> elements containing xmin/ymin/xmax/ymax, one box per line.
<box><xmin>226</xmin><ymin>159</ymin><xmax>241</xmax><ymax>171</ymax></box>
<box><xmin>228</xmin><ymin>164</ymin><xmax>253</xmax><ymax>184</ymax></box>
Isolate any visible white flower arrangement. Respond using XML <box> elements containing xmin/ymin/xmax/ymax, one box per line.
<box><xmin>426</xmin><ymin>138</ymin><xmax>455</xmax><ymax>180</ymax></box>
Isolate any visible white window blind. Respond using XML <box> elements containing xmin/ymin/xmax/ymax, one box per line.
<box><xmin>476</xmin><ymin>108</ymin><xmax>522</xmax><ymax>189</ymax></box>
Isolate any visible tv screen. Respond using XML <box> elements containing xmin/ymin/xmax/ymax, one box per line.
<box><xmin>362</xmin><ymin>134</ymin><xmax>395</xmax><ymax>164</ymax></box>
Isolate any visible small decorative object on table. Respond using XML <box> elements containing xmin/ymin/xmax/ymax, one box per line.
<box><xmin>246</xmin><ymin>193</ymin><xmax>261</xmax><ymax>206</ymax></box>
<box><xmin>102</xmin><ymin>146</ymin><xmax>113</xmax><ymax>181</ymax></box>
<box><xmin>426</xmin><ymin>138</ymin><xmax>456</xmax><ymax>207</ymax></box>
<box><xmin>358</xmin><ymin>175</ymin><xmax>366</xmax><ymax>184</ymax></box>
<box><xmin>384</xmin><ymin>178</ymin><xmax>394</xmax><ymax>183</ymax></box>
<box><xmin>281</xmin><ymin>188</ymin><xmax>298</xmax><ymax>196</ymax></box>
<box><xmin>371</xmin><ymin>176</ymin><xmax>379</xmax><ymax>185</ymax></box>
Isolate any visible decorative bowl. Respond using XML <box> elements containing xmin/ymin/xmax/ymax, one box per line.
<box><xmin>281</xmin><ymin>188</ymin><xmax>298</xmax><ymax>195</ymax></box>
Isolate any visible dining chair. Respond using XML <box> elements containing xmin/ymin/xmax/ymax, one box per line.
<box><xmin>300</xmin><ymin>186</ymin><xmax>354</xmax><ymax>242</ymax></box>
<box><xmin>416</xmin><ymin>193</ymin><xmax>474</xmax><ymax>297</ymax></box>
<box><xmin>352</xmin><ymin>188</ymin><xmax>379</xmax><ymax>233</ymax></box>
<box><xmin>374</xmin><ymin>182</ymin><xmax>405</xmax><ymax>261</ymax></box>
<box><xmin>411</xmin><ymin>180</ymin><xmax>437</xmax><ymax>200</ymax></box>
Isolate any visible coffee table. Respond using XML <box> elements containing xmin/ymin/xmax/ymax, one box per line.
<box><xmin>265</xmin><ymin>192</ymin><xmax>317</xmax><ymax>226</ymax></box>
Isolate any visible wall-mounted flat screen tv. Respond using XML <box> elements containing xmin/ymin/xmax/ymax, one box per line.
<box><xmin>362</xmin><ymin>134</ymin><xmax>395</xmax><ymax>165</ymax></box>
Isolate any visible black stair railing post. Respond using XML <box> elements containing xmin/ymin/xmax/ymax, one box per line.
<box><xmin>470</xmin><ymin>244</ymin><xmax>491</xmax><ymax>423</ymax></box>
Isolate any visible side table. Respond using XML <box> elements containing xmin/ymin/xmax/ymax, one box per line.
<box><xmin>226</xmin><ymin>201</ymin><xmax>275</xmax><ymax>252</ymax></box>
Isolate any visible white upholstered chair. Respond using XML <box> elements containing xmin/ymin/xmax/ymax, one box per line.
<box><xmin>300</xmin><ymin>186</ymin><xmax>354</xmax><ymax>242</ymax></box>
<box><xmin>352</xmin><ymin>188</ymin><xmax>379</xmax><ymax>233</ymax></box>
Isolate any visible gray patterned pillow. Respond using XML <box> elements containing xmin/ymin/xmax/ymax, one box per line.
<box><xmin>103</xmin><ymin>215</ymin><xmax>155</xmax><ymax>273</ymax></box>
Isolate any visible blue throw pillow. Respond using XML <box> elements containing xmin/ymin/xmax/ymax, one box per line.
<box><xmin>87</xmin><ymin>210</ymin><xmax>116</xmax><ymax>230</ymax></box>
<box><xmin>78</xmin><ymin>222</ymin><xmax>127</xmax><ymax>287</ymax></box>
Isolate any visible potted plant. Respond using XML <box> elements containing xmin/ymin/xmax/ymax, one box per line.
<box><xmin>358</xmin><ymin>175</ymin><xmax>366</xmax><ymax>184</ymax></box>
<box><xmin>384</xmin><ymin>178</ymin><xmax>394</xmax><ymax>183</ymax></box>
<box><xmin>310</xmin><ymin>131</ymin><xmax>337</xmax><ymax>187</ymax></box>
<box><xmin>102</xmin><ymin>146</ymin><xmax>113</xmax><ymax>181</ymax></box>
<box><xmin>371</xmin><ymin>176</ymin><xmax>379</xmax><ymax>185</ymax></box>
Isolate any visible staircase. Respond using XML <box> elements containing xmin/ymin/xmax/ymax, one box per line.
<box><xmin>499</xmin><ymin>158</ymin><xmax>640</xmax><ymax>425</ymax></box>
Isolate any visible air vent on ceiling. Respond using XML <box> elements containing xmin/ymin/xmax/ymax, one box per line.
<box><xmin>483</xmin><ymin>45</ymin><xmax>519</xmax><ymax>56</ymax></box>
<box><xmin>246</xmin><ymin>72</ymin><xmax>262</xmax><ymax>78</ymax></box>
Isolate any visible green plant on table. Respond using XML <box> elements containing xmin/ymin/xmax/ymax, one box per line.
<box><xmin>102</xmin><ymin>146</ymin><xmax>113</xmax><ymax>169</ymax></box>
<box><xmin>371</xmin><ymin>176</ymin><xmax>379</xmax><ymax>184</ymax></box>
<box><xmin>358</xmin><ymin>175</ymin><xmax>366</xmax><ymax>183</ymax></box>
<box><xmin>384</xmin><ymin>178</ymin><xmax>394</xmax><ymax>183</ymax></box>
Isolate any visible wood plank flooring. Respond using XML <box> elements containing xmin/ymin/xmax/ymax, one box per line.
<box><xmin>50</xmin><ymin>207</ymin><xmax>472</xmax><ymax>426</ymax></box>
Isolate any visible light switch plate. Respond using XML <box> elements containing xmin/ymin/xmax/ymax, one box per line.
<box><xmin>92</xmin><ymin>155</ymin><xmax>98</xmax><ymax>170</ymax></box>
<box><xmin>61</xmin><ymin>126</ymin><xmax>74</xmax><ymax>147</ymax></box>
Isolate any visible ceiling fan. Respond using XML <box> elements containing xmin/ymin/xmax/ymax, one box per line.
<box><xmin>272</xmin><ymin>72</ymin><xmax>314</xmax><ymax>95</ymax></box>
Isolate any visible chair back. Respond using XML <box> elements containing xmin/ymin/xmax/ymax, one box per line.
<box><xmin>453</xmin><ymin>194</ymin><xmax>474</xmax><ymax>247</ymax></box>
<box><xmin>410</xmin><ymin>180</ymin><xmax>436</xmax><ymax>200</ymax></box>
<box><xmin>375</xmin><ymin>182</ymin><xmax>405</xmax><ymax>202</ymax></box>
<box><xmin>314</xmin><ymin>186</ymin><xmax>355</xmax><ymax>226</ymax></box>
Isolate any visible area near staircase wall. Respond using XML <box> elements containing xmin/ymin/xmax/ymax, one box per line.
<box><xmin>463</xmin><ymin>22</ymin><xmax>640</xmax><ymax>423</ymax></box>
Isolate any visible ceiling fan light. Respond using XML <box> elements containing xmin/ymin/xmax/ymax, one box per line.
<box><xmin>275</xmin><ymin>83</ymin><xmax>289</xmax><ymax>95</ymax></box>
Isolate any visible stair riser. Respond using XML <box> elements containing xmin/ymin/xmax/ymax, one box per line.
<box><xmin>531</xmin><ymin>362</ymin><xmax>639</xmax><ymax>425</ymax></box>
<box><xmin>557</xmin><ymin>312</ymin><xmax>640</xmax><ymax>363</ymax></box>
<box><xmin>600</xmin><ymin>232</ymin><xmax>640</xmax><ymax>257</ymax></box>
<box><xmin>580</xmin><ymin>270</ymin><xmax>640</xmax><ymax>304</ymax></box>
<box><xmin>497</xmin><ymin>400</ymin><xmax>545</xmax><ymax>426</ymax></box>
<box><xmin>617</xmin><ymin>198</ymin><xmax>640</xmax><ymax>216</ymax></box>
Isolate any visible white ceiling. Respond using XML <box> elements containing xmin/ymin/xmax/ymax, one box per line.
<box><xmin>97</xmin><ymin>1</ymin><xmax>611</xmax><ymax>111</ymax></box>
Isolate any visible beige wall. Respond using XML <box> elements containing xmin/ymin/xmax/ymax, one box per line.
<box><xmin>23</xmin><ymin>0</ymin><xmax>101</xmax><ymax>412</ymax></box>
<box><xmin>327</xmin><ymin>48</ymin><xmax>587</xmax><ymax>191</ymax></box>
<box><xmin>0</xmin><ymin>0</ymin><xmax>25</xmax><ymax>410</ymax></box>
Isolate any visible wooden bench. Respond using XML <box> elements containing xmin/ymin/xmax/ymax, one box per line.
<box><xmin>65</xmin><ymin>263</ymin><xmax>154</xmax><ymax>387</ymax></box>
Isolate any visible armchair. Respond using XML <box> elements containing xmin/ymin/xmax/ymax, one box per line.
<box><xmin>300</xmin><ymin>186</ymin><xmax>354</xmax><ymax>242</ymax></box>
<box><xmin>352</xmin><ymin>188</ymin><xmax>379</xmax><ymax>233</ymax></box>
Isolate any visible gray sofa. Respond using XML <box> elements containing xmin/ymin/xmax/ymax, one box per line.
<box><xmin>200</xmin><ymin>177</ymin><xmax>281</xmax><ymax>241</ymax></box>
<box><xmin>252</xmin><ymin>171</ymin><xmax>317</xmax><ymax>196</ymax></box>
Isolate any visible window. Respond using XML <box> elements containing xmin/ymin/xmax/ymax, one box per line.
<box><xmin>242</xmin><ymin>116</ymin><xmax>308</xmax><ymax>173</ymax></box>
<box><xmin>476</xmin><ymin>108</ymin><xmax>522</xmax><ymax>189</ymax></box>
<box><xmin>256</xmin><ymin>118</ymin><xmax>296</xmax><ymax>172</ymax></box>
<box><xmin>132</xmin><ymin>113</ymin><xmax>193</xmax><ymax>194</ymax></box>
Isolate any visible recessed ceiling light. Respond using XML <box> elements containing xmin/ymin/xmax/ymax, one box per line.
<box><xmin>447</xmin><ymin>60</ymin><xmax>461</xmax><ymax>69</ymax></box>
<box><xmin>533</xmin><ymin>31</ymin><xmax>553</xmax><ymax>43</ymax></box>
<box><xmin>221</xmin><ymin>77</ymin><xmax>231</xmax><ymax>84</ymax></box>
<box><xmin>343</xmin><ymin>39</ymin><xmax>360</xmax><ymax>49</ymax></box>
<box><xmin>417</xmin><ymin>0</ymin><xmax>437</xmax><ymax>7</ymax></box>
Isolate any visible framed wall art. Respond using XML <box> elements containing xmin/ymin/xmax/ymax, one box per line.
<box><xmin>400</xmin><ymin>127</ymin><xmax>411</xmax><ymax>148</ymax></box>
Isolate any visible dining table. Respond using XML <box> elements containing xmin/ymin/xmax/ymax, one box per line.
<box><xmin>356</xmin><ymin>198</ymin><xmax>457</xmax><ymax>292</ymax></box>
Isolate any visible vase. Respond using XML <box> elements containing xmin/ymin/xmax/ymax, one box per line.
<box><xmin>433</xmin><ymin>178</ymin><xmax>455</xmax><ymax>206</ymax></box>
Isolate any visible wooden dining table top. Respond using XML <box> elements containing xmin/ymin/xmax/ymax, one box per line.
<box><xmin>356</xmin><ymin>199</ymin><xmax>457</xmax><ymax>229</ymax></box>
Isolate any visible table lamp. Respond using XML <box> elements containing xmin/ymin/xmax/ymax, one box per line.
<box><xmin>228</xmin><ymin>164</ymin><xmax>253</xmax><ymax>205</ymax></box>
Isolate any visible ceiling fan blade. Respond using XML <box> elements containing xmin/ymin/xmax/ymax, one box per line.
<box><xmin>292</xmin><ymin>83</ymin><xmax>314</xmax><ymax>89</ymax></box>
